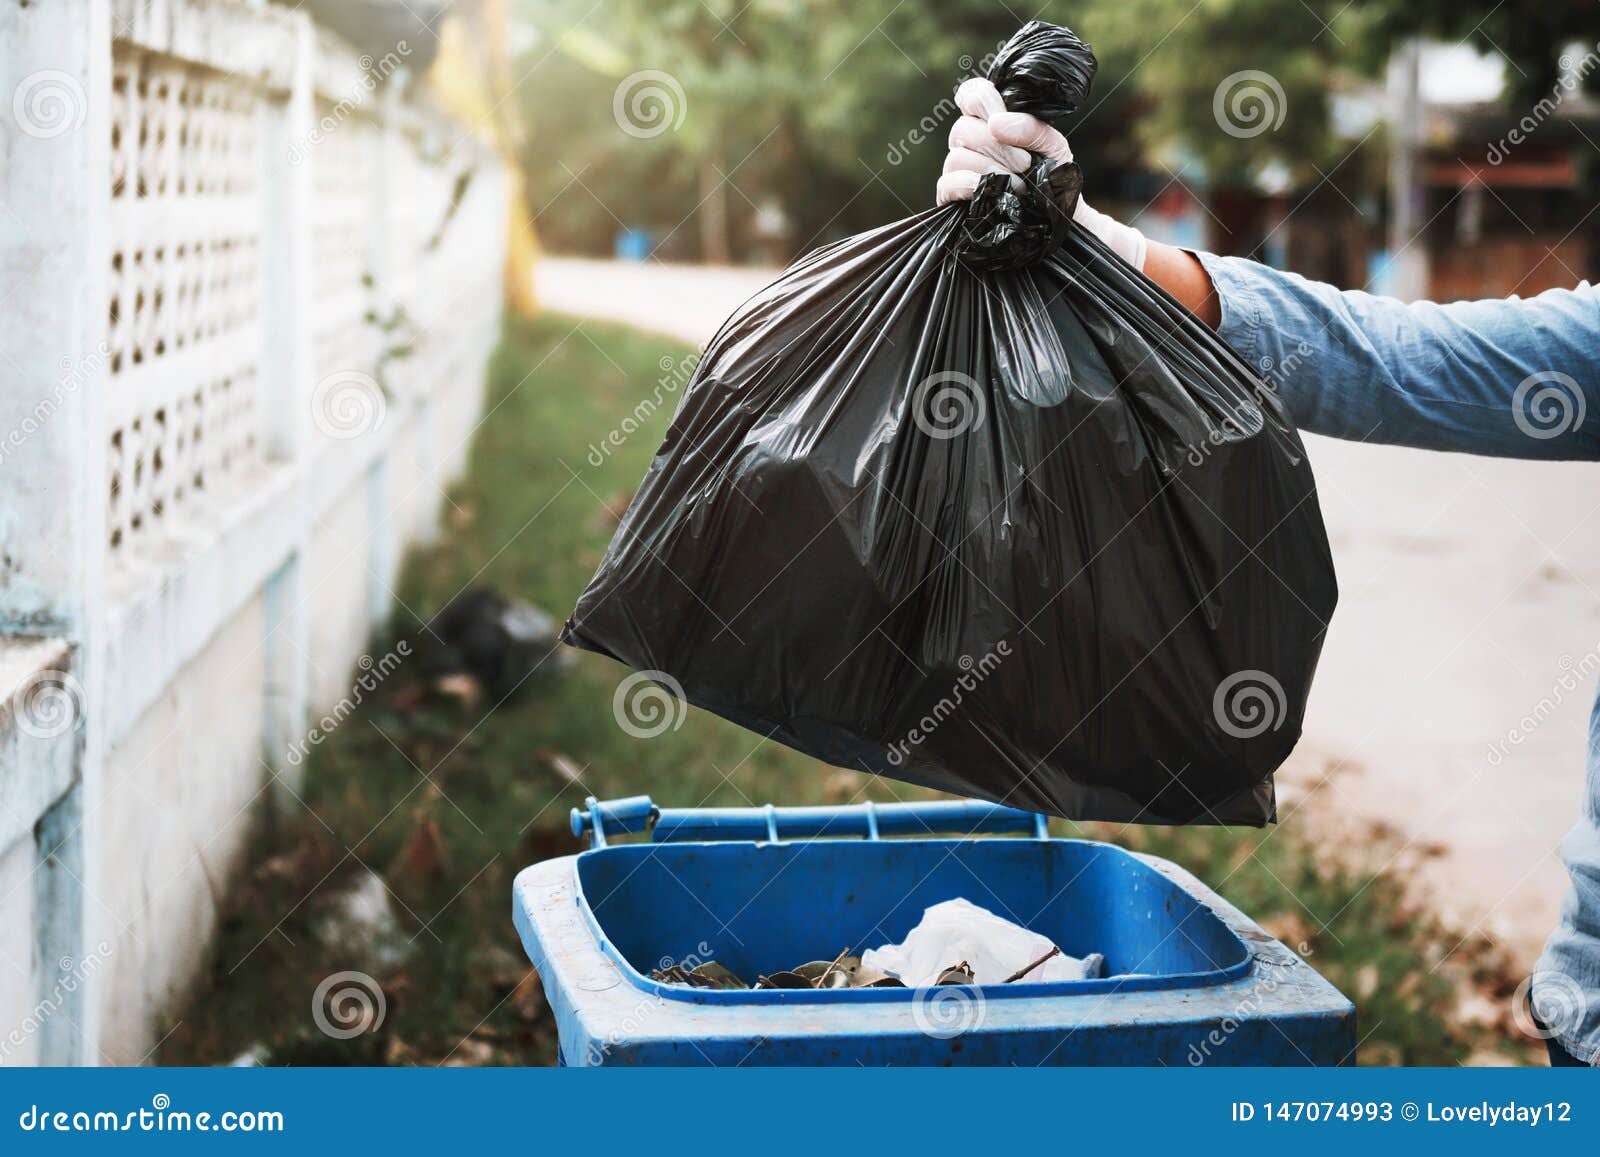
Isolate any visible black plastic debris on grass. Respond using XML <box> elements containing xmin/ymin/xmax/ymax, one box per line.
<box><xmin>425</xmin><ymin>587</ymin><xmax>571</xmax><ymax>703</ymax></box>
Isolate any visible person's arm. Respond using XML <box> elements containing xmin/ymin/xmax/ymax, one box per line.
<box><xmin>1145</xmin><ymin>242</ymin><xmax>1220</xmax><ymax>327</ymax></box>
<box><xmin>1192</xmin><ymin>252</ymin><xmax>1600</xmax><ymax>460</ymax></box>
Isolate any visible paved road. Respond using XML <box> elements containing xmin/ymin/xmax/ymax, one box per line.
<box><xmin>537</xmin><ymin>257</ymin><xmax>776</xmax><ymax>348</ymax></box>
<box><xmin>539</xmin><ymin>254</ymin><xmax>1600</xmax><ymax>960</ymax></box>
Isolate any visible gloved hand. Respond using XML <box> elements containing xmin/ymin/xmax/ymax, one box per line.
<box><xmin>937</xmin><ymin>77</ymin><xmax>1148</xmax><ymax>272</ymax></box>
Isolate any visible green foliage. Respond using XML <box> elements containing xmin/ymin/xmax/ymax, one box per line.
<box><xmin>1081</xmin><ymin>0</ymin><xmax>1382</xmax><ymax>186</ymax></box>
<box><xmin>514</xmin><ymin>0</ymin><xmax>1589</xmax><ymax>255</ymax></box>
<box><xmin>514</xmin><ymin>0</ymin><xmax>1145</xmax><ymax>255</ymax></box>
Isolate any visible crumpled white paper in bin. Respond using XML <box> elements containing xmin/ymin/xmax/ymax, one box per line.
<box><xmin>862</xmin><ymin>898</ymin><xmax>1105</xmax><ymax>987</ymax></box>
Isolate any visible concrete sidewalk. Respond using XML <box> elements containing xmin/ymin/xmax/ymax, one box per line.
<box><xmin>536</xmin><ymin>257</ymin><xmax>778</xmax><ymax>348</ymax></box>
<box><xmin>537</xmin><ymin>253</ymin><xmax>1600</xmax><ymax>961</ymax></box>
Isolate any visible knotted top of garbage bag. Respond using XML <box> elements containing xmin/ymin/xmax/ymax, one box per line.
<box><xmin>957</xmin><ymin>21</ymin><xmax>1097</xmax><ymax>272</ymax></box>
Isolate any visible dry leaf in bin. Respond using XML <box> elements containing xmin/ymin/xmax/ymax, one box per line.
<box><xmin>850</xmin><ymin>962</ymin><xmax>897</xmax><ymax>987</ymax></box>
<box><xmin>652</xmin><ymin>949</ymin><xmax>935</xmax><ymax>990</ymax></box>
<box><xmin>687</xmin><ymin>961</ymin><xmax>748</xmax><ymax>990</ymax></box>
<box><xmin>652</xmin><ymin>965</ymin><xmax>697</xmax><ymax>987</ymax></box>
<box><xmin>794</xmin><ymin>950</ymin><xmax>859</xmax><ymax>989</ymax></box>
<box><xmin>842</xmin><ymin>958</ymin><xmax>909</xmax><ymax>988</ymax></box>
<box><xmin>789</xmin><ymin>961</ymin><xmax>834</xmax><ymax>985</ymax></box>
<box><xmin>755</xmin><ymin>971</ymin><xmax>812</xmax><ymax>990</ymax></box>
<box><xmin>935</xmin><ymin>962</ymin><xmax>976</xmax><ymax>986</ymax></box>
<box><xmin>651</xmin><ymin>961</ymin><xmax>750</xmax><ymax>990</ymax></box>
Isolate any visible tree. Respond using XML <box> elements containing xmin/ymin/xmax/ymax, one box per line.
<box><xmin>1072</xmin><ymin>0</ymin><xmax>1385</xmax><ymax>189</ymax></box>
<box><xmin>520</xmin><ymin>0</ymin><xmax>814</xmax><ymax>262</ymax></box>
<box><xmin>515</xmin><ymin>0</ymin><xmax>1144</xmax><ymax>259</ymax></box>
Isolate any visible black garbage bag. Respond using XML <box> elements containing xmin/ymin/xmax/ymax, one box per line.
<box><xmin>563</xmin><ymin>21</ymin><xmax>1337</xmax><ymax>825</ymax></box>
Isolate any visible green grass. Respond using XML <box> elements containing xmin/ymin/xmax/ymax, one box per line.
<box><xmin>162</xmin><ymin>311</ymin><xmax>1525</xmax><ymax>1067</ymax></box>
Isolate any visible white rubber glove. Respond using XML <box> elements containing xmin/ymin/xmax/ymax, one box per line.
<box><xmin>937</xmin><ymin>77</ymin><xmax>1148</xmax><ymax>272</ymax></box>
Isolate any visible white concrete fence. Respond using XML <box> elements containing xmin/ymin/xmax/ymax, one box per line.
<box><xmin>0</xmin><ymin>0</ymin><xmax>508</xmax><ymax>1064</ymax></box>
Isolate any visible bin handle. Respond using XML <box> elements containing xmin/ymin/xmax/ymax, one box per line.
<box><xmin>570</xmin><ymin>795</ymin><xmax>1050</xmax><ymax>849</ymax></box>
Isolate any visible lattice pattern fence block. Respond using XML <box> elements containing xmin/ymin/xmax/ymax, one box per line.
<box><xmin>383</xmin><ymin>108</ymin><xmax>502</xmax><ymax>410</ymax></box>
<box><xmin>309</xmin><ymin>100</ymin><xmax>382</xmax><ymax>388</ymax></box>
<box><xmin>106</xmin><ymin>46</ymin><xmax>267</xmax><ymax>553</ymax></box>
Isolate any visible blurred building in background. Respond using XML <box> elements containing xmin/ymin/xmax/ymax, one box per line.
<box><xmin>1409</xmin><ymin>43</ymin><xmax>1600</xmax><ymax>301</ymax></box>
<box><xmin>1125</xmin><ymin>41</ymin><xmax>1600</xmax><ymax>301</ymax></box>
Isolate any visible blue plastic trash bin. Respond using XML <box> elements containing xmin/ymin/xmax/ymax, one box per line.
<box><xmin>512</xmin><ymin>795</ymin><xmax>1355</xmax><ymax>1066</ymax></box>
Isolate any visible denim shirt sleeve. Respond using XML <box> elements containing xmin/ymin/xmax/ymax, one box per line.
<box><xmin>1194</xmin><ymin>252</ymin><xmax>1600</xmax><ymax>462</ymax></box>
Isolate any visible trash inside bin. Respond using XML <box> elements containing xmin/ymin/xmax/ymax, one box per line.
<box><xmin>512</xmin><ymin>796</ymin><xmax>1355</xmax><ymax>1066</ymax></box>
<box><xmin>647</xmin><ymin>897</ymin><xmax>1105</xmax><ymax>990</ymax></box>
<box><xmin>861</xmin><ymin>897</ymin><xmax>1104</xmax><ymax>987</ymax></box>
